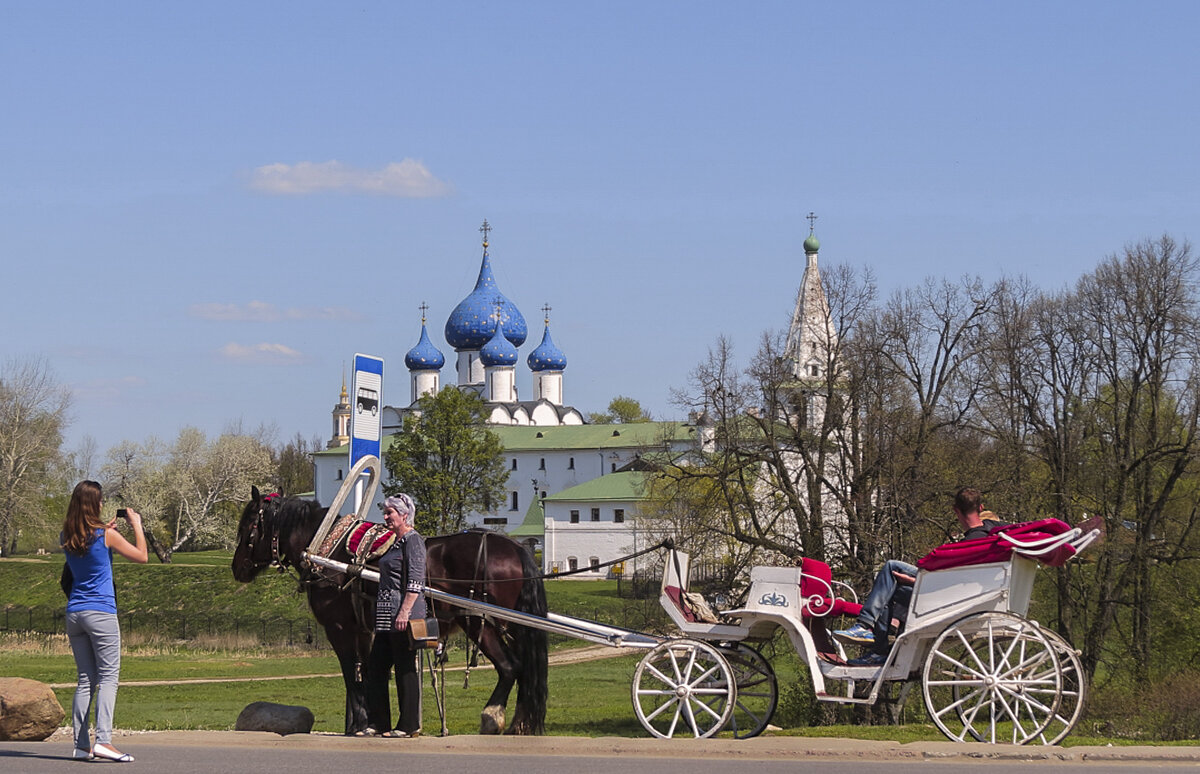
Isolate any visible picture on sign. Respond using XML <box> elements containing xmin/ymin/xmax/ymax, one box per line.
<box><xmin>356</xmin><ymin>385</ymin><xmax>379</xmax><ymax>416</ymax></box>
<box><xmin>353</xmin><ymin>371</ymin><xmax>382</xmax><ymax>441</ymax></box>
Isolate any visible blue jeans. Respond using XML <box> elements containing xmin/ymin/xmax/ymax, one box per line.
<box><xmin>856</xmin><ymin>560</ymin><xmax>917</xmax><ymax>650</ymax></box>
<box><xmin>66</xmin><ymin>610</ymin><xmax>122</xmax><ymax>749</ymax></box>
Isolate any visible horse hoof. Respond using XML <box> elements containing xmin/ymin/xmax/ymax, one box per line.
<box><xmin>479</xmin><ymin>705</ymin><xmax>505</xmax><ymax>735</ymax></box>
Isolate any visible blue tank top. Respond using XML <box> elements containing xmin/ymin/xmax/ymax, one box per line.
<box><xmin>64</xmin><ymin>528</ymin><xmax>117</xmax><ymax>614</ymax></box>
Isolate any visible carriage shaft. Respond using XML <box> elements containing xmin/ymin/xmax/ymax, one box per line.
<box><xmin>304</xmin><ymin>552</ymin><xmax>661</xmax><ymax>649</ymax></box>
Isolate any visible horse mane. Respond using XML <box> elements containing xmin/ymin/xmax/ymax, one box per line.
<box><xmin>265</xmin><ymin>495</ymin><xmax>327</xmax><ymax>562</ymax></box>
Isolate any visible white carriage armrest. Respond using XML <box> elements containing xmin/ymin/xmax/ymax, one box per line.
<box><xmin>831</xmin><ymin>579</ymin><xmax>859</xmax><ymax>605</ymax></box>
<box><xmin>1069</xmin><ymin>527</ymin><xmax>1102</xmax><ymax>554</ymax></box>
<box><xmin>998</xmin><ymin>527</ymin><xmax>1081</xmax><ymax>557</ymax></box>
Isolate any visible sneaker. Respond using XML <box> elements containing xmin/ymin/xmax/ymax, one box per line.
<box><xmin>833</xmin><ymin>623</ymin><xmax>875</xmax><ymax>644</ymax></box>
<box><xmin>848</xmin><ymin>652</ymin><xmax>887</xmax><ymax>666</ymax></box>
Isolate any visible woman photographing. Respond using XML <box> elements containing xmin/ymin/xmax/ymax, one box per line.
<box><xmin>61</xmin><ymin>480</ymin><xmax>148</xmax><ymax>762</ymax></box>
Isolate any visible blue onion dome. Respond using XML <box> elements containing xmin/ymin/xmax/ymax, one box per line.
<box><xmin>479</xmin><ymin>322</ymin><xmax>519</xmax><ymax>366</ymax></box>
<box><xmin>444</xmin><ymin>249</ymin><xmax>528</xmax><ymax>350</ymax></box>
<box><xmin>404</xmin><ymin>321</ymin><xmax>445</xmax><ymax>371</ymax></box>
<box><xmin>527</xmin><ymin>324</ymin><xmax>567</xmax><ymax>372</ymax></box>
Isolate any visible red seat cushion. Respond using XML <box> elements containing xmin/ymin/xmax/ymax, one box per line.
<box><xmin>664</xmin><ymin>585</ymin><xmax>696</xmax><ymax>622</ymax></box>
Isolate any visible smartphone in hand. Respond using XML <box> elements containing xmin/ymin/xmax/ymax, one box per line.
<box><xmin>116</xmin><ymin>508</ymin><xmax>128</xmax><ymax>520</ymax></box>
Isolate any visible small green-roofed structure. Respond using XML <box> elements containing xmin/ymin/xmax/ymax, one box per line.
<box><xmin>509</xmin><ymin>496</ymin><xmax>546</xmax><ymax>539</ymax></box>
<box><xmin>543</xmin><ymin>471</ymin><xmax>651</xmax><ymax>503</ymax></box>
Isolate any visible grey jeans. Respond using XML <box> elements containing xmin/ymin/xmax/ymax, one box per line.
<box><xmin>66</xmin><ymin>610</ymin><xmax>121</xmax><ymax>749</ymax></box>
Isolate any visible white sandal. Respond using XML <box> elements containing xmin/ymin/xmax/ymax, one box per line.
<box><xmin>92</xmin><ymin>743</ymin><xmax>135</xmax><ymax>763</ymax></box>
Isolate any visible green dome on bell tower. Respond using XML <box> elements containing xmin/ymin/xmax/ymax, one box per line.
<box><xmin>803</xmin><ymin>211</ymin><xmax>820</xmax><ymax>253</ymax></box>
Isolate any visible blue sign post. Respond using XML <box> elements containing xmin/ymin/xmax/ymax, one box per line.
<box><xmin>350</xmin><ymin>353</ymin><xmax>384</xmax><ymax>512</ymax></box>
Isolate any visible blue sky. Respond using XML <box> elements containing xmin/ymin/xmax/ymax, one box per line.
<box><xmin>3</xmin><ymin>2</ymin><xmax>1197</xmax><ymax>459</ymax></box>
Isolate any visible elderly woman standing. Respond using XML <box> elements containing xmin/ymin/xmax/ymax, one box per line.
<box><xmin>365</xmin><ymin>493</ymin><xmax>426</xmax><ymax>738</ymax></box>
<box><xmin>60</xmin><ymin>480</ymin><xmax>148</xmax><ymax>762</ymax></box>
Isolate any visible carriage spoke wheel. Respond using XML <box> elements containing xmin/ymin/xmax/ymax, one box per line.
<box><xmin>632</xmin><ymin>639</ymin><xmax>736</xmax><ymax>739</ymax></box>
<box><xmin>1032</xmin><ymin>630</ymin><xmax>1087</xmax><ymax>745</ymax></box>
<box><xmin>922</xmin><ymin>612</ymin><xmax>1062</xmax><ymax>745</ymax></box>
<box><xmin>720</xmin><ymin>644</ymin><xmax>778</xmax><ymax>739</ymax></box>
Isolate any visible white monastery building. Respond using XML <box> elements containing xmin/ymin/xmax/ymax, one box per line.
<box><xmin>313</xmin><ymin>219</ymin><xmax>832</xmax><ymax>577</ymax></box>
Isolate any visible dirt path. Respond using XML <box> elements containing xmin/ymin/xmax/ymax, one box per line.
<box><xmin>48</xmin><ymin>644</ymin><xmax>632</xmax><ymax>689</ymax></box>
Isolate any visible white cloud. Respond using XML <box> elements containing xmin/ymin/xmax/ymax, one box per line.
<box><xmin>248</xmin><ymin>159</ymin><xmax>453</xmax><ymax>197</ymax></box>
<box><xmin>219</xmin><ymin>342</ymin><xmax>306</xmax><ymax>364</ymax></box>
<box><xmin>190</xmin><ymin>301</ymin><xmax>364</xmax><ymax>323</ymax></box>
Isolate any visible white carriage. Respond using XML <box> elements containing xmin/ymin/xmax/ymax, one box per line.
<box><xmin>305</xmin><ymin>456</ymin><xmax>1101</xmax><ymax>744</ymax></box>
<box><xmin>644</xmin><ymin>519</ymin><xmax>1101</xmax><ymax>744</ymax></box>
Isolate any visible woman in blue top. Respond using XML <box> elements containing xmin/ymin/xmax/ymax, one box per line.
<box><xmin>364</xmin><ymin>493</ymin><xmax>426</xmax><ymax>738</ymax></box>
<box><xmin>61</xmin><ymin>480</ymin><xmax>147</xmax><ymax>762</ymax></box>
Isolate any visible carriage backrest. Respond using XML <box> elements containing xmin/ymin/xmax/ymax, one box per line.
<box><xmin>660</xmin><ymin>550</ymin><xmax>725</xmax><ymax>626</ymax></box>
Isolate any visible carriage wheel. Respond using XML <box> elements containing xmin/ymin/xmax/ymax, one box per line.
<box><xmin>632</xmin><ymin>639</ymin><xmax>736</xmax><ymax>739</ymax></box>
<box><xmin>721</xmin><ymin>644</ymin><xmax>778</xmax><ymax>739</ymax></box>
<box><xmin>922</xmin><ymin>612</ymin><xmax>1062</xmax><ymax>744</ymax></box>
<box><xmin>1030</xmin><ymin>630</ymin><xmax>1087</xmax><ymax>745</ymax></box>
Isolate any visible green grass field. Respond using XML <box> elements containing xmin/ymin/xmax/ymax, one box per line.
<box><xmin>0</xmin><ymin>552</ymin><xmax>1188</xmax><ymax>745</ymax></box>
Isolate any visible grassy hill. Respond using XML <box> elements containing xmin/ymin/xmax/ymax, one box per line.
<box><xmin>0</xmin><ymin>551</ymin><xmax>663</xmax><ymax>642</ymax></box>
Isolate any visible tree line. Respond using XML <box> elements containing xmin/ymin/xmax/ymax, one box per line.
<box><xmin>652</xmin><ymin>235</ymin><xmax>1199</xmax><ymax>686</ymax></box>
<box><xmin>0</xmin><ymin>361</ymin><xmax>322</xmax><ymax>562</ymax></box>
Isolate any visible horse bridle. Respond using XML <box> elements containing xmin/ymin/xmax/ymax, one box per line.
<box><xmin>244</xmin><ymin>493</ymin><xmax>290</xmax><ymax>573</ymax></box>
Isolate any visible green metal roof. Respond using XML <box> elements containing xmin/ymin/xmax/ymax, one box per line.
<box><xmin>508</xmin><ymin>497</ymin><xmax>546</xmax><ymax>537</ymax></box>
<box><xmin>543</xmin><ymin>471</ymin><xmax>651</xmax><ymax>502</ymax></box>
<box><xmin>314</xmin><ymin>421</ymin><xmax>697</xmax><ymax>457</ymax></box>
<box><xmin>490</xmin><ymin>422</ymin><xmax>695</xmax><ymax>451</ymax></box>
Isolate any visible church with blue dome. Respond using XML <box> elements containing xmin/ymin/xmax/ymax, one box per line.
<box><xmin>316</xmin><ymin>214</ymin><xmax>835</xmax><ymax>569</ymax></box>
<box><xmin>383</xmin><ymin>220</ymin><xmax>584</xmax><ymax>432</ymax></box>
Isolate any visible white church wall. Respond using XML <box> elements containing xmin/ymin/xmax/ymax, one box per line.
<box><xmin>542</xmin><ymin>498</ymin><xmax>641</xmax><ymax>577</ymax></box>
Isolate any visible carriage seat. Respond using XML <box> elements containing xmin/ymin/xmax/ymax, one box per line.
<box><xmin>916</xmin><ymin>518</ymin><xmax>1082</xmax><ymax>572</ymax></box>
<box><xmin>797</xmin><ymin>558</ymin><xmax>863</xmax><ymax>619</ymax></box>
<box><xmin>315</xmin><ymin>514</ymin><xmax>396</xmax><ymax>564</ymax></box>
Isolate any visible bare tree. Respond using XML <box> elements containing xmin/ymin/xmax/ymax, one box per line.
<box><xmin>162</xmin><ymin>427</ymin><xmax>275</xmax><ymax>554</ymax></box>
<box><xmin>101</xmin><ymin>438</ymin><xmax>171</xmax><ymax>562</ymax></box>
<box><xmin>1072</xmin><ymin>236</ymin><xmax>1200</xmax><ymax>680</ymax></box>
<box><xmin>0</xmin><ymin>357</ymin><xmax>70</xmax><ymax>555</ymax></box>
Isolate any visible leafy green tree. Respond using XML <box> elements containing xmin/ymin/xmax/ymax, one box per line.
<box><xmin>383</xmin><ymin>387</ymin><xmax>508</xmax><ymax>534</ymax></box>
<box><xmin>588</xmin><ymin>395</ymin><xmax>652</xmax><ymax>424</ymax></box>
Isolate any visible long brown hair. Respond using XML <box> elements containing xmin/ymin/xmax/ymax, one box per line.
<box><xmin>62</xmin><ymin>480</ymin><xmax>105</xmax><ymax>556</ymax></box>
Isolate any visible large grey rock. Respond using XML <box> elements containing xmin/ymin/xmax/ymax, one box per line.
<box><xmin>0</xmin><ymin>677</ymin><xmax>65</xmax><ymax>741</ymax></box>
<box><xmin>235</xmin><ymin>701</ymin><xmax>314</xmax><ymax>735</ymax></box>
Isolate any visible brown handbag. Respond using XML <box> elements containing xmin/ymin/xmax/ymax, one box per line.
<box><xmin>407</xmin><ymin>616</ymin><xmax>440</xmax><ymax>649</ymax></box>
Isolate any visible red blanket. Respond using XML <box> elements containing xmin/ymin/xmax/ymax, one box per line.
<box><xmin>916</xmin><ymin>518</ymin><xmax>1077</xmax><ymax>572</ymax></box>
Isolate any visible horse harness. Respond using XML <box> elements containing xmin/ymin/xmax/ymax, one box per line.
<box><xmin>245</xmin><ymin>493</ymin><xmax>292</xmax><ymax>574</ymax></box>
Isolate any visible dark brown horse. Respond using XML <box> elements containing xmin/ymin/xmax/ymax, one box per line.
<box><xmin>231</xmin><ymin>487</ymin><xmax>548</xmax><ymax>735</ymax></box>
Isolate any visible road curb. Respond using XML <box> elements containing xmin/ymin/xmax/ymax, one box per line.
<box><xmin>39</xmin><ymin>729</ymin><xmax>1200</xmax><ymax>763</ymax></box>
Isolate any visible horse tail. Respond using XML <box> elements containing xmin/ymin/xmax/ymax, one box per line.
<box><xmin>512</xmin><ymin>543</ymin><xmax>549</xmax><ymax>734</ymax></box>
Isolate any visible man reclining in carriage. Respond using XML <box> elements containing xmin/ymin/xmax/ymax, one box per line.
<box><xmin>834</xmin><ymin>487</ymin><xmax>1005</xmax><ymax>665</ymax></box>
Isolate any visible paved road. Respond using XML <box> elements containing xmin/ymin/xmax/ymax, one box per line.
<box><xmin>3</xmin><ymin>731</ymin><xmax>1198</xmax><ymax>773</ymax></box>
